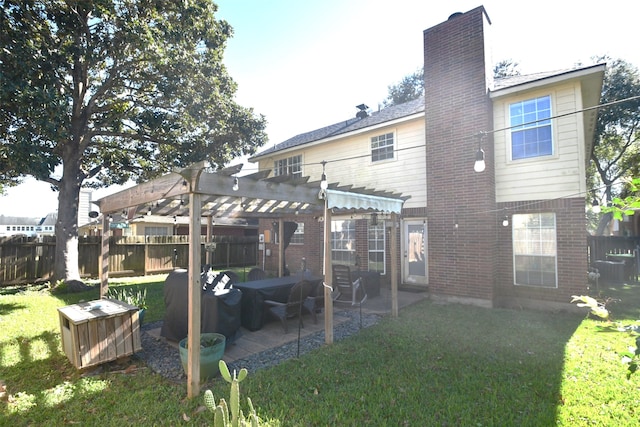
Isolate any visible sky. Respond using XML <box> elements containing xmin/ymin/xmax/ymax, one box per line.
<box><xmin>2</xmin><ymin>0</ymin><xmax>640</xmax><ymax>218</ymax></box>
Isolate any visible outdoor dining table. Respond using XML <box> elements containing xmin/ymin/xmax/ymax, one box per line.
<box><xmin>234</xmin><ymin>273</ymin><xmax>323</xmax><ymax>331</ymax></box>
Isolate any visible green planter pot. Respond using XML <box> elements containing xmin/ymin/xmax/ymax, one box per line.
<box><xmin>178</xmin><ymin>333</ymin><xmax>226</xmax><ymax>381</ymax></box>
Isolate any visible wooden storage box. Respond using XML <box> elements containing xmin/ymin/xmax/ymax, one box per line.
<box><xmin>58</xmin><ymin>298</ymin><xmax>142</xmax><ymax>369</ymax></box>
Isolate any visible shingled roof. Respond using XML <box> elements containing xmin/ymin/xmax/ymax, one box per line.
<box><xmin>250</xmin><ymin>96</ymin><xmax>425</xmax><ymax>160</ymax></box>
<box><xmin>491</xmin><ymin>65</ymin><xmax>602</xmax><ymax>92</ymax></box>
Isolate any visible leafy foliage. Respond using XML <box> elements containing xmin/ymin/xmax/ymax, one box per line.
<box><xmin>382</xmin><ymin>67</ymin><xmax>424</xmax><ymax>107</ymax></box>
<box><xmin>601</xmin><ymin>177</ymin><xmax>640</xmax><ymax>221</ymax></box>
<box><xmin>493</xmin><ymin>59</ymin><xmax>521</xmax><ymax>78</ymax></box>
<box><xmin>106</xmin><ymin>286</ymin><xmax>147</xmax><ymax>309</ymax></box>
<box><xmin>571</xmin><ymin>295</ymin><xmax>610</xmax><ymax>319</ymax></box>
<box><xmin>590</xmin><ymin>57</ymin><xmax>640</xmax><ymax>204</ymax></box>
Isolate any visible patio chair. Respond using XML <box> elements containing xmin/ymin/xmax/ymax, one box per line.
<box><xmin>303</xmin><ymin>279</ymin><xmax>324</xmax><ymax>324</ymax></box>
<box><xmin>264</xmin><ymin>279</ymin><xmax>313</xmax><ymax>333</ymax></box>
<box><xmin>247</xmin><ymin>267</ymin><xmax>267</xmax><ymax>281</ymax></box>
<box><xmin>332</xmin><ymin>264</ymin><xmax>367</xmax><ymax>306</ymax></box>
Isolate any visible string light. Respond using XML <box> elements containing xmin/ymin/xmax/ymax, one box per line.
<box><xmin>319</xmin><ymin>160</ymin><xmax>328</xmax><ymax>199</ymax></box>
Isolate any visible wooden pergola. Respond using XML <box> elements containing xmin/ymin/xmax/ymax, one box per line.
<box><xmin>94</xmin><ymin>162</ymin><xmax>407</xmax><ymax>397</ymax></box>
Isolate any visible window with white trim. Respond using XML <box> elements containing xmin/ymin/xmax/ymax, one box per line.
<box><xmin>368</xmin><ymin>221</ymin><xmax>385</xmax><ymax>273</ymax></box>
<box><xmin>510</xmin><ymin>95</ymin><xmax>552</xmax><ymax>160</ymax></box>
<box><xmin>331</xmin><ymin>219</ymin><xmax>356</xmax><ymax>265</ymax></box>
<box><xmin>274</xmin><ymin>155</ymin><xmax>302</xmax><ymax>177</ymax></box>
<box><xmin>512</xmin><ymin>212</ymin><xmax>557</xmax><ymax>287</ymax></box>
<box><xmin>371</xmin><ymin>132</ymin><xmax>394</xmax><ymax>162</ymax></box>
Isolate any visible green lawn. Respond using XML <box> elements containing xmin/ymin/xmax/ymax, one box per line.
<box><xmin>1</xmin><ymin>276</ymin><xmax>640</xmax><ymax>426</ymax></box>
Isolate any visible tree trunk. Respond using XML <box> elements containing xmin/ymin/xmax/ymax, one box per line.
<box><xmin>595</xmin><ymin>212</ymin><xmax>613</xmax><ymax>236</ymax></box>
<box><xmin>54</xmin><ymin>158</ymin><xmax>83</xmax><ymax>286</ymax></box>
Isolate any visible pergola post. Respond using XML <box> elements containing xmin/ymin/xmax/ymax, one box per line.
<box><xmin>186</xmin><ymin>192</ymin><xmax>202</xmax><ymax>398</ymax></box>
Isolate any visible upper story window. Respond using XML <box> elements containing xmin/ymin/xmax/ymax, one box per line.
<box><xmin>371</xmin><ymin>132</ymin><xmax>394</xmax><ymax>162</ymax></box>
<box><xmin>274</xmin><ymin>155</ymin><xmax>302</xmax><ymax>177</ymax></box>
<box><xmin>510</xmin><ymin>95</ymin><xmax>552</xmax><ymax>160</ymax></box>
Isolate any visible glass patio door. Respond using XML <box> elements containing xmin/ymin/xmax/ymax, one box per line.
<box><xmin>403</xmin><ymin>220</ymin><xmax>428</xmax><ymax>286</ymax></box>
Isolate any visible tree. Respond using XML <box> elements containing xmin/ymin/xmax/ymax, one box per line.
<box><xmin>382</xmin><ymin>67</ymin><xmax>424</xmax><ymax>107</ymax></box>
<box><xmin>590</xmin><ymin>57</ymin><xmax>640</xmax><ymax>206</ymax></box>
<box><xmin>493</xmin><ymin>59</ymin><xmax>521</xmax><ymax>79</ymax></box>
<box><xmin>382</xmin><ymin>60</ymin><xmax>520</xmax><ymax>108</ymax></box>
<box><xmin>0</xmin><ymin>1</ymin><xmax>267</xmax><ymax>284</ymax></box>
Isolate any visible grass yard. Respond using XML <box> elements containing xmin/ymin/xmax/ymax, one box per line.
<box><xmin>1</xmin><ymin>275</ymin><xmax>640</xmax><ymax>426</ymax></box>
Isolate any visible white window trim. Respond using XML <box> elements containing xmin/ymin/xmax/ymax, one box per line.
<box><xmin>505</xmin><ymin>93</ymin><xmax>559</xmax><ymax>165</ymax></box>
<box><xmin>370</xmin><ymin>131</ymin><xmax>396</xmax><ymax>163</ymax></box>
<box><xmin>512</xmin><ymin>212</ymin><xmax>558</xmax><ymax>288</ymax></box>
<box><xmin>368</xmin><ymin>220</ymin><xmax>386</xmax><ymax>274</ymax></box>
<box><xmin>274</xmin><ymin>154</ymin><xmax>303</xmax><ymax>177</ymax></box>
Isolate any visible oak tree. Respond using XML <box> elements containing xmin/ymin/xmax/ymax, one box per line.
<box><xmin>0</xmin><ymin>0</ymin><xmax>267</xmax><ymax>284</ymax></box>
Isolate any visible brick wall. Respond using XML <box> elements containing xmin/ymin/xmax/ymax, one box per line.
<box><xmin>494</xmin><ymin>198</ymin><xmax>589</xmax><ymax>309</ymax></box>
<box><xmin>259</xmin><ymin>216</ymin><xmax>324</xmax><ymax>276</ymax></box>
<box><xmin>424</xmin><ymin>7</ymin><xmax>496</xmax><ymax>304</ymax></box>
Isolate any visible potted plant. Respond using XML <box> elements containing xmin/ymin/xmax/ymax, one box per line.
<box><xmin>106</xmin><ymin>287</ymin><xmax>148</xmax><ymax>325</ymax></box>
<box><xmin>179</xmin><ymin>332</ymin><xmax>226</xmax><ymax>381</ymax></box>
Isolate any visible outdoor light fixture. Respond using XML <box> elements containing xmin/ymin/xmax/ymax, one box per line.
<box><xmin>592</xmin><ymin>198</ymin><xmax>601</xmax><ymax>214</ymax></box>
<box><xmin>181</xmin><ymin>179</ymin><xmax>188</xmax><ymax>189</ymax></box>
<box><xmin>473</xmin><ymin>132</ymin><xmax>486</xmax><ymax>173</ymax></box>
<box><xmin>319</xmin><ymin>160</ymin><xmax>328</xmax><ymax>199</ymax></box>
<box><xmin>474</xmin><ymin>148</ymin><xmax>486</xmax><ymax>172</ymax></box>
<box><xmin>233</xmin><ymin>176</ymin><xmax>239</xmax><ymax>191</ymax></box>
<box><xmin>502</xmin><ymin>215</ymin><xmax>509</xmax><ymax>227</ymax></box>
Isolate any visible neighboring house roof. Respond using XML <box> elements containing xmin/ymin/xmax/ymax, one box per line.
<box><xmin>249</xmin><ymin>96</ymin><xmax>425</xmax><ymax>160</ymax></box>
<box><xmin>39</xmin><ymin>212</ymin><xmax>57</xmax><ymax>226</ymax></box>
<box><xmin>0</xmin><ymin>215</ymin><xmax>40</xmax><ymax>225</ymax></box>
<box><xmin>0</xmin><ymin>213</ymin><xmax>57</xmax><ymax>225</ymax></box>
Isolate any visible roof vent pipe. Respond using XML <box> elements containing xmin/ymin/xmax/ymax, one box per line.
<box><xmin>356</xmin><ymin>104</ymin><xmax>369</xmax><ymax>119</ymax></box>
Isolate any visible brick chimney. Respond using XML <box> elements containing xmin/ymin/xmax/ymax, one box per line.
<box><xmin>424</xmin><ymin>6</ymin><xmax>497</xmax><ymax>306</ymax></box>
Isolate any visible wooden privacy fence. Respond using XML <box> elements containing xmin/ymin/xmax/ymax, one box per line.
<box><xmin>0</xmin><ymin>235</ymin><xmax>258</xmax><ymax>286</ymax></box>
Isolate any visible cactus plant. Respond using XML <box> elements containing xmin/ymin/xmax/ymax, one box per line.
<box><xmin>203</xmin><ymin>360</ymin><xmax>259</xmax><ymax>427</ymax></box>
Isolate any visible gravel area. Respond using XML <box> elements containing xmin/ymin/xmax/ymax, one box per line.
<box><xmin>135</xmin><ymin>310</ymin><xmax>382</xmax><ymax>383</ymax></box>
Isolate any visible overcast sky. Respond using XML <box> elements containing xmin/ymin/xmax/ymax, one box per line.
<box><xmin>3</xmin><ymin>0</ymin><xmax>639</xmax><ymax>217</ymax></box>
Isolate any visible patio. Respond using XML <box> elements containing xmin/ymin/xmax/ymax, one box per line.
<box><xmin>146</xmin><ymin>286</ymin><xmax>427</xmax><ymax>367</ymax></box>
